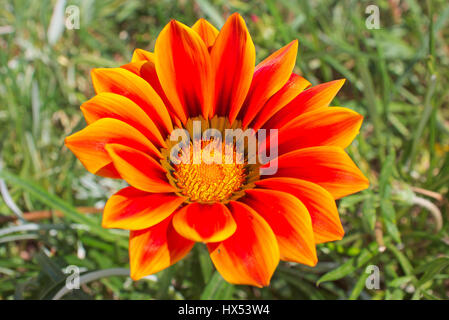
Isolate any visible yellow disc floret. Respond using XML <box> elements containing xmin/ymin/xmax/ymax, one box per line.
<box><xmin>174</xmin><ymin>141</ymin><xmax>246</xmax><ymax>202</ymax></box>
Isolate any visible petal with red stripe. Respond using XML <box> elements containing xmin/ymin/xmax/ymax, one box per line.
<box><xmin>121</xmin><ymin>61</ymin><xmax>183</xmax><ymax>128</ymax></box>
<box><xmin>243</xmin><ymin>189</ymin><xmax>317</xmax><ymax>265</ymax></box>
<box><xmin>91</xmin><ymin>67</ymin><xmax>173</xmax><ymax>136</ymax></box>
<box><xmin>192</xmin><ymin>18</ymin><xmax>219</xmax><ymax>48</ymax></box>
<box><xmin>275</xmin><ymin>107</ymin><xmax>363</xmax><ymax>154</ymax></box>
<box><xmin>239</xmin><ymin>40</ymin><xmax>298</xmax><ymax>128</ymax></box>
<box><xmin>131</xmin><ymin>49</ymin><xmax>154</xmax><ymax>62</ymax></box>
<box><xmin>102</xmin><ymin>186</ymin><xmax>185</xmax><ymax>230</ymax></box>
<box><xmin>210</xmin><ymin>13</ymin><xmax>255</xmax><ymax>121</ymax></box>
<box><xmin>172</xmin><ymin>202</ymin><xmax>236</xmax><ymax>242</ymax></box>
<box><xmin>80</xmin><ymin>92</ymin><xmax>166</xmax><ymax>148</ymax></box>
<box><xmin>105</xmin><ymin>144</ymin><xmax>174</xmax><ymax>193</ymax></box>
<box><xmin>129</xmin><ymin>217</ymin><xmax>194</xmax><ymax>280</ymax></box>
<box><xmin>250</xmin><ymin>73</ymin><xmax>311</xmax><ymax>130</ymax></box>
<box><xmin>268</xmin><ymin>146</ymin><xmax>369</xmax><ymax>199</ymax></box>
<box><xmin>264</xmin><ymin>79</ymin><xmax>345</xmax><ymax>130</ymax></box>
<box><xmin>155</xmin><ymin>20</ymin><xmax>214</xmax><ymax>122</ymax></box>
<box><xmin>207</xmin><ymin>201</ymin><xmax>279</xmax><ymax>287</ymax></box>
<box><xmin>64</xmin><ymin>118</ymin><xmax>160</xmax><ymax>178</ymax></box>
<box><xmin>256</xmin><ymin>178</ymin><xmax>344</xmax><ymax>244</ymax></box>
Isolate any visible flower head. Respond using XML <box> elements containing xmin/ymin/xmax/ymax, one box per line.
<box><xmin>65</xmin><ymin>13</ymin><xmax>369</xmax><ymax>287</ymax></box>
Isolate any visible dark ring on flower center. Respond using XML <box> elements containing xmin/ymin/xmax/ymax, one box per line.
<box><xmin>160</xmin><ymin>116</ymin><xmax>260</xmax><ymax>204</ymax></box>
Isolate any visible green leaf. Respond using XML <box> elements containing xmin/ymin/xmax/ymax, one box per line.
<box><xmin>389</xmin><ymin>275</ymin><xmax>414</xmax><ymax>288</ymax></box>
<box><xmin>35</xmin><ymin>251</ymin><xmax>65</xmax><ymax>283</ymax></box>
<box><xmin>348</xmin><ymin>271</ymin><xmax>369</xmax><ymax>300</ymax></box>
<box><xmin>280</xmin><ymin>271</ymin><xmax>325</xmax><ymax>300</ymax></box>
<box><xmin>385</xmin><ymin>243</ymin><xmax>413</xmax><ymax>276</ymax></box>
<box><xmin>381</xmin><ymin>200</ymin><xmax>401</xmax><ymax>243</ymax></box>
<box><xmin>379</xmin><ymin>150</ymin><xmax>395</xmax><ymax>198</ymax></box>
<box><xmin>377</xmin><ymin>149</ymin><xmax>401</xmax><ymax>243</ymax></box>
<box><xmin>317</xmin><ymin>242</ymin><xmax>379</xmax><ymax>285</ymax></box>
<box><xmin>198</xmin><ymin>247</ymin><xmax>214</xmax><ymax>283</ymax></box>
<box><xmin>155</xmin><ymin>268</ymin><xmax>175</xmax><ymax>299</ymax></box>
<box><xmin>362</xmin><ymin>192</ymin><xmax>376</xmax><ymax>230</ymax></box>
<box><xmin>36</xmin><ymin>251</ymin><xmax>90</xmax><ymax>300</ymax></box>
<box><xmin>200</xmin><ymin>271</ymin><xmax>234</xmax><ymax>300</ymax></box>
<box><xmin>385</xmin><ymin>288</ymin><xmax>404</xmax><ymax>300</ymax></box>
<box><xmin>194</xmin><ymin>0</ymin><xmax>224</xmax><ymax>28</ymax></box>
<box><xmin>0</xmin><ymin>169</ymin><xmax>128</xmax><ymax>248</ymax></box>
<box><xmin>416</xmin><ymin>257</ymin><xmax>449</xmax><ymax>288</ymax></box>
<box><xmin>421</xmin><ymin>290</ymin><xmax>442</xmax><ymax>300</ymax></box>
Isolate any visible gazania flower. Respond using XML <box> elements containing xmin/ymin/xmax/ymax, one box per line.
<box><xmin>65</xmin><ymin>13</ymin><xmax>369</xmax><ymax>287</ymax></box>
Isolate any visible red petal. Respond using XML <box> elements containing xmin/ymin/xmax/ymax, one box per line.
<box><xmin>243</xmin><ymin>189</ymin><xmax>317</xmax><ymax>265</ymax></box>
<box><xmin>120</xmin><ymin>61</ymin><xmax>183</xmax><ymax>128</ymax></box>
<box><xmin>105</xmin><ymin>144</ymin><xmax>174</xmax><ymax>193</ymax></box>
<box><xmin>192</xmin><ymin>18</ymin><xmax>219</xmax><ymax>48</ymax></box>
<box><xmin>255</xmin><ymin>178</ymin><xmax>344</xmax><ymax>244</ymax></box>
<box><xmin>129</xmin><ymin>217</ymin><xmax>194</xmax><ymax>280</ymax></box>
<box><xmin>172</xmin><ymin>202</ymin><xmax>236</xmax><ymax>242</ymax></box>
<box><xmin>250</xmin><ymin>73</ymin><xmax>311</xmax><ymax>130</ymax></box>
<box><xmin>65</xmin><ymin>118</ymin><xmax>160</xmax><ymax>178</ymax></box>
<box><xmin>264</xmin><ymin>79</ymin><xmax>345</xmax><ymax>130</ymax></box>
<box><xmin>131</xmin><ymin>49</ymin><xmax>154</xmax><ymax>62</ymax></box>
<box><xmin>80</xmin><ymin>92</ymin><xmax>166</xmax><ymax>148</ymax></box>
<box><xmin>239</xmin><ymin>40</ymin><xmax>298</xmax><ymax>128</ymax></box>
<box><xmin>102</xmin><ymin>187</ymin><xmax>185</xmax><ymax>230</ymax></box>
<box><xmin>272</xmin><ymin>107</ymin><xmax>363</xmax><ymax>155</ymax></box>
<box><xmin>207</xmin><ymin>201</ymin><xmax>279</xmax><ymax>287</ymax></box>
<box><xmin>155</xmin><ymin>20</ymin><xmax>214</xmax><ymax>122</ymax></box>
<box><xmin>269</xmin><ymin>146</ymin><xmax>369</xmax><ymax>199</ymax></box>
<box><xmin>210</xmin><ymin>13</ymin><xmax>255</xmax><ymax>121</ymax></box>
<box><xmin>91</xmin><ymin>67</ymin><xmax>173</xmax><ymax>136</ymax></box>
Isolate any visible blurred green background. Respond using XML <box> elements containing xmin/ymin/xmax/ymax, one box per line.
<box><xmin>0</xmin><ymin>0</ymin><xmax>448</xmax><ymax>300</ymax></box>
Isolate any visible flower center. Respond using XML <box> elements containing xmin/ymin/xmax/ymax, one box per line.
<box><xmin>161</xmin><ymin>116</ymin><xmax>261</xmax><ymax>203</ymax></box>
<box><xmin>173</xmin><ymin>141</ymin><xmax>247</xmax><ymax>202</ymax></box>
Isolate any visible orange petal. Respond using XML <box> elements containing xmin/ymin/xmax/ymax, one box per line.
<box><xmin>131</xmin><ymin>49</ymin><xmax>155</xmax><ymax>62</ymax></box>
<box><xmin>239</xmin><ymin>40</ymin><xmax>298</xmax><ymax>128</ymax></box>
<box><xmin>172</xmin><ymin>202</ymin><xmax>236</xmax><ymax>242</ymax></box>
<box><xmin>207</xmin><ymin>201</ymin><xmax>279</xmax><ymax>287</ymax></box>
<box><xmin>210</xmin><ymin>13</ymin><xmax>255</xmax><ymax>121</ymax></box>
<box><xmin>269</xmin><ymin>146</ymin><xmax>369</xmax><ymax>199</ymax></box>
<box><xmin>250</xmin><ymin>73</ymin><xmax>311</xmax><ymax>130</ymax></box>
<box><xmin>65</xmin><ymin>118</ymin><xmax>160</xmax><ymax>177</ymax></box>
<box><xmin>264</xmin><ymin>79</ymin><xmax>345</xmax><ymax>130</ymax></box>
<box><xmin>255</xmin><ymin>178</ymin><xmax>344</xmax><ymax>244</ymax></box>
<box><xmin>105</xmin><ymin>144</ymin><xmax>174</xmax><ymax>193</ymax></box>
<box><xmin>155</xmin><ymin>20</ymin><xmax>214</xmax><ymax>122</ymax></box>
<box><xmin>129</xmin><ymin>216</ymin><xmax>194</xmax><ymax>280</ymax></box>
<box><xmin>274</xmin><ymin>107</ymin><xmax>363</xmax><ymax>155</ymax></box>
<box><xmin>80</xmin><ymin>92</ymin><xmax>166</xmax><ymax>148</ymax></box>
<box><xmin>192</xmin><ymin>18</ymin><xmax>219</xmax><ymax>48</ymax></box>
<box><xmin>95</xmin><ymin>162</ymin><xmax>120</xmax><ymax>178</ymax></box>
<box><xmin>121</xmin><ymin>61</ymin><xmax>183</xmax><ymax>128</ymax></box>
<box><xmin>102</xmin><ymin>186</ymin><xmax>185</xmax><ymax>230</ymax></box>
<box><xmin>243</xmin><ymin>189</ymin><xmax>317</xmax><ymax>265</ymax></box>
<box><xmin>91</xmin><ymin>67</ymin><xmax>173</xmax><ymax>136</ymax></box>
<box><xmin>120</xmin><ymin>60</ymin><xmax>146</xmax><ymax>75</ymax></box>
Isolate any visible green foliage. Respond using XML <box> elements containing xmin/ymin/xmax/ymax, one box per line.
<box><xmin>1</xmin><ymin>0</ymin><xmax>448</xmax><ymax>299</ymax></box>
